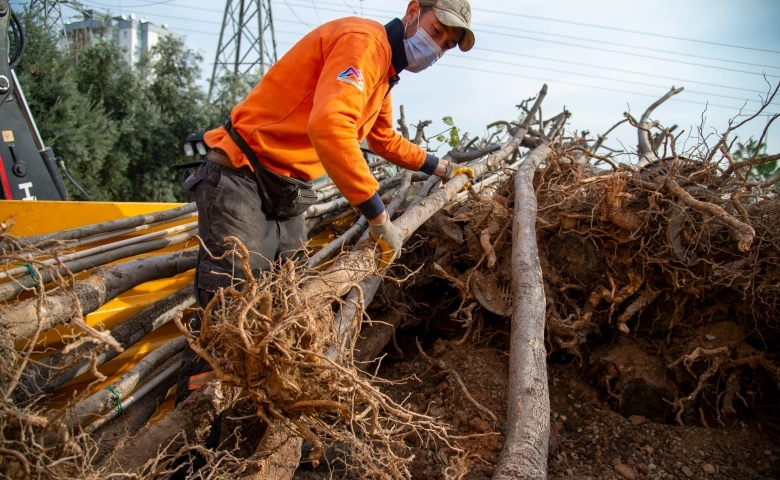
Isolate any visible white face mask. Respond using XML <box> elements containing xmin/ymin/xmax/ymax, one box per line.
<box><xmin>404</xmin><ymin>14</ymin><xmax>444</xmax><ymax>73</ymax></box>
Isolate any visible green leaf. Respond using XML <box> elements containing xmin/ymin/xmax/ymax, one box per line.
<box><xmin>449</xmin><ymin>127</ymin><xmax>460</xmax><ymax>147</ymax></box>
<box><xmin>436</xmin><ymin>135</ymin><xmax>446</xmax><ymax>143</ymax></box>
<box><xmin>442</xmin><ymin>116</ymin><xmax>455</xmax><ymax>127</ymax></box>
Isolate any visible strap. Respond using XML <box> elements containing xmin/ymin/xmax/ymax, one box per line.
<box><xmin>105</xmin><ymin>385</ymin><xmax>123</xmax><ymax>414</ymax></box>
<box><xmin>222</xmin><ymin>116</ymin><xmax>266</xmax><ymax>175</ymax></box>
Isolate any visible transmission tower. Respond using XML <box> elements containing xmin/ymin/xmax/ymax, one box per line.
<box><xmin>208</xmin><ymin>0</ymin><xmax>278</xmax><ymax>103</ymax></box>
<box><xmin>27</xmin><ymin>0</ymin><xmax>65</xmax><ymax>32</ymax></box>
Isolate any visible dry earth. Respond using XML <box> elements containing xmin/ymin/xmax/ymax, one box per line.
<box><xmin>294</xmin><ymin>330</ymin><xmax>779</xmax><ymax>480</ymax></box>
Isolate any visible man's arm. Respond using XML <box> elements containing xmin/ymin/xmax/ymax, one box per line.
<box><xmin>367</xmin><ymin>94</ymin><xmax>450</xmax><ymax>178</ymax></box>
<box><xmin>308</xmin><ymin>32</ymin><xmax>390</xmax><ymax>222</ymax></box>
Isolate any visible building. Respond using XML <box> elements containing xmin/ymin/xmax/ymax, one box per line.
<box><xmin>64</xmin><ymin>10</ymin><xmax>177</xmax><ymax>66</ymax></box>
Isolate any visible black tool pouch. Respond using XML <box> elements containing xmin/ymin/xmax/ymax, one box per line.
<box><xmin>223</xmin><ymin>117</ymin><xmax>317</xmax><ymax>218</ymax></box>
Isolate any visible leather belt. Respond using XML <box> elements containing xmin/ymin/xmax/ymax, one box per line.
<box><xmin>206</xmin><ymin>149</ymin><xmax>244</xmax><ymax>171</ymax></box>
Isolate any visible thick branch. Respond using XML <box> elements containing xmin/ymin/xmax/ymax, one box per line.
<box><xmin>0</xmin><ymin>249</ymin><xmax>197</xmax><ymax>342</ymax></box>
<box><xmin>0</xmin><ymin>230</ymin><xmax>194</xmax><ymax>302</ymax></box>
<box><xmin>63</xmin><ymin>336</ymin><xmax>187</xmax><ymax>430</ymax></box>
<box><xmin>663</xmin><ymin>178</ymin><xmax>755</xmax><ymax>252</ymax></box>
<box><xmin>636</xmin><ymin>87</ymin><xmax>684</xmax><ymax>166</ymax></box>
<box><xmin>8</xmin><ymin>203</ymin><xmax>197</xmax><ymax>248</ymax></box>
<box><xmin>13</xmin><ymin>286</ymin><xmax>195</xmax><ymax>404</ymax></box>
<box><xmin>102</xmin><ymin>381</ymin><xmax>239</xmax><ymax>473</ymax></box>
<box><xmin>493</xmin><ymin>144</ymin><xmax>552</xmax><ymax>480</ymax></box>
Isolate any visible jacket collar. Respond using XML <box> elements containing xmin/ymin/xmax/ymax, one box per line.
<box><xmin>385</xmin><ymin>18</ymin><xmax>408</xmax><ymax>78</ymax></box>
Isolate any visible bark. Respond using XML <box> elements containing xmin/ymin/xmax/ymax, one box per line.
<box><xmin>448</xmin><ymin>144</ymin><xmax>502</xmax><ymax>163</ymax></box>
<box><xmin>91</xmin><ymin>370</ymin><xmax>178</xmax><ymax>465</ymax></box>
<box><xmin>307</xmin><ymin>216</ymin><xmax>368</xmax><ymax>268</ymax></box>
<box><xmin>0</xmin><ymin>223</ymin><xmax>196</xmax><ymax>280</ymax></box>
<box><xmin>238</xmin><ymin>419</ymin><xmax>303</xmax><ymax>480</ymax></box>
<box><xmin>636</xmin><ymin>87</ymin><xmax>684</xmax><ymax>166</ymax></box>
<box><xmin>308</xmin><ymin>169</ymin><xmax>415</xmax><ymax>268</ymax></box>
<box><xmin>493</xmin><ymin>144</ymin><xmax>552</xmax><ymax>480</ymax></box>
<box><xmin>0</xmin><ymin>230</ymin><xmax>194</xmax><ymax>302</ymax></box>
<box><xmin>7</xmin><ymin>203</ymin><xmax>197</xmax><ymax>248</ymax></box>
<box><xmin>304</xmin><ymin>172</ymin><xmax>428</xmax><ymax>220</ymax></box>
<box><xmin>0</xmin><ymin>249</ymin><xmax>197</xmax><ymax>342</ymax></box>
<box><xmin>13</xmin><ymin>286</ymin><xmax>194</xmax><ymax>404</ymax></box>
<box><xmin>354</xmin><ymin>309</ymin><xmax>403</xmax><ymax>365</ymax></box>
<box><xmin>101</xmin><ymin>381</ymin><xmax>239</xmax><ymax>473</ymax></box>
<box><xmin>413</xmin><ymin>120</ymin><xmax>433</xmax><ymax>145</ymax></box>
<box><xmin>62</xmin><ymin>336</ymin><xmax>186</xmax><ymax>429</ymax></box>
<box><xmin>397</xmin><ymin>105</ymin><xmax>410</xmax><ymax>140</ymax></box>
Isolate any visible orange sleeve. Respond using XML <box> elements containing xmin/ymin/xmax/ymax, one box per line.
<box><xmin>366</xmin><ymin>93</ymin><xmax>429</xmax><ymax>170</ymax></box>
<box><xmin>308</xmin><ymin>32</ymin><xmax>388</xmax><ymax>210</ymax></box>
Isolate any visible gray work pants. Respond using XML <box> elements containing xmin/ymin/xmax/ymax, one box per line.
<box><xmin>175</xmin><ymin>159</ymin><xmax>305</xmax><ymax>405</ymax></box>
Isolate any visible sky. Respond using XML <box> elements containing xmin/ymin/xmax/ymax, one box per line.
<box><xmin>17</xmin><ymin>0</ymin><xmax>780</xmax><ymax>159</ymax></box>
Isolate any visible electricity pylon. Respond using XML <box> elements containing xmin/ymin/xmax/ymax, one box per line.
<box><xmin>208</xmin><ymin>0</ymin><xmax>278</xmax><ymax>103</ymax></box>
<box><xmin>27</xmin><ymin>0</ymin><xmax>65</xmax><ymax>31</ymax></box>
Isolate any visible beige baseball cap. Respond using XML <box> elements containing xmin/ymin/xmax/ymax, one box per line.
<box><xmin>418</xmin><ymin>0</ymin><xmax>475</xmax><ymax>52</ymax></box>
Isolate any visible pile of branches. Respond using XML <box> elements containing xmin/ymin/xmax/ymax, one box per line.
<box><xmin>175</xmin><ymin>237</ymin><xmax>454</xmax><ymax>478</ymax></box>
<box><xmin>410</xmin><ymin>85</ymin><xmax>780</xmax><ymax>429</ymax></box>
<box><xmin>1</xmin><ymin>81</ymin><xmax>778</xmax><ymax>479</ymax></box>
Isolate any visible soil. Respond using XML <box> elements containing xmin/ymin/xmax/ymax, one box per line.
<box><xmin>294</xmin><ymin>329</ymin><xmax>780</xmax><ymax>480</ymax></box>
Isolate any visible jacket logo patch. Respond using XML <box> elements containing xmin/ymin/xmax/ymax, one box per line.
<box><xmin>337</xmin><ymin>66</ymin><xmax>364</xmax><ymax>91</ymax></box>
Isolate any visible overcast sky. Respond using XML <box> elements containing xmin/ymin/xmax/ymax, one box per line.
<box><xmin>31</xmin><ymin>0</ymin><xmax>780</xmax><ymax>158</ymax></box>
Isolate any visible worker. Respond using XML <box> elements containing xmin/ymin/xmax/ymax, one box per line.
<box><xmin>176</xmin><ymin>0</ymin><xmax>475</xmax><ymax>411</ymax></box>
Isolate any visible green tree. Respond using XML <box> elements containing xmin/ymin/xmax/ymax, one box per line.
<box><xmin>128</xmin><ymin>36</ymin><xmax>212</xmax><ymax>202</ymax></box>
<box><xmin>15</xmin><ymin>14</ymin><xmax>120</xmax><ymax>200</ymax></box>
<box><xmin>734</xmin><ymin>139</ymin><xmax>777</xmax><ymax>188</ymax></box>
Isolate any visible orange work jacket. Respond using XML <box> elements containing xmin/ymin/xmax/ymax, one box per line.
<box><xmin>204</xmin><ymin>17</ymin><xmax>438</xmax><ymax>219</ymax></box>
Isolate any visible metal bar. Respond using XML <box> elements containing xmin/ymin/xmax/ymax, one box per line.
<box><xmin>10</xmin><ymin>70</ymin><xmax>46</xmax><ymax>152</ymax></box>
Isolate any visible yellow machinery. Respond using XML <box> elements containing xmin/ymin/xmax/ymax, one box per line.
<box><xmin>0</xmin><ymin>200</ymin><xmax>195</xmax><ymax>419</ymax></box>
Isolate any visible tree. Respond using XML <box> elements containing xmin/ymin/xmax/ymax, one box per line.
<box><xmin>15</xmin><ymin>14</ymin><xmax>121</xmax><ymax>201</ymax></box>
<box><xmin>16</xmin><ymin>13</ymin><xmax>220</xmax><ymax>202</ymax></box>
<box><xmin>734</xmin><ymin>138</ymin><xmax>777</xmax><ymax>189</ymax></box>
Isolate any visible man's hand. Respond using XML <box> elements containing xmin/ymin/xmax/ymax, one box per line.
<box><xmin>368</xmin><ymin>215</ymin><xmax>404</xmax><ymax>270</ymax></box>
<box><xmin>440</xmin><ymin>160</ymin><xmax>475</xmax><ymax>190</ymax></box>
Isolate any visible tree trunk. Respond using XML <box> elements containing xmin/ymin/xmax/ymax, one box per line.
<box><xmin>8</xmin><ymin>203</ymin><xmax>197</xmax><ymax>248</ymax></box>
<box><xmin>13</xmin><ymin>286</ymin><xmax>194</xmax><ymax>403</ymax></box>
<box><xmin>62</xmin><ymin>336</ymin><xmax>186</xmax><ymax>429</ymax></box>
<box><xmin>238</xmin><ymin>419</ymin><xmax>303</xmax><ymax>480</ymax></box>
<box><xmin>493</xmin><ymin>144</ymin><xmax>551</xmax><ymax>480</ymax></box>
<box><xmin>0</xmin><ymin>230</ymin><xmax>194</xmax><ymax>302</ymax></box>
<box><xmin>101</xmin><ymin>381</ymin><xmax>239</xmax><ymax>473</ymax></box>
<box><xmin>0</xmin><ymin>249</ymin><xmax>197</xmax><ymax>342</ymax></box>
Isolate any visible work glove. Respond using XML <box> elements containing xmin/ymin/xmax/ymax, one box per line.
<box><xmin>443</xmin><ymin>161</ymin><xmax>476</xmax><ymax>191</ymax></box>
<box><xmin>368</xmin><ymin>218</ymin><xmax>404</xmax><ymax>270</ymax></box>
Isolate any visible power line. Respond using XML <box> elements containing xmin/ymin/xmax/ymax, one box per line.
<box><xmin>474</xmin><ymin>8</ymin><xmax>780</xmax><ymax>55</ymax></box>
<box><xmin>279</xmin><ymin>0</ymin><xmax>780</xmax><ymax>71</ymax></box>
<box><xmin>475</xmin><ymin>22</ymin><xmax>780</xmax><ymax>71</ymax></box>
<box><xmin>472</xmin><ymin>47</ymin><xmax>771</xmax><ymax>96</ymax></box>
<box><xmin>275</xmin><ymin>1</ymin><xmax>780</xmax><ymax>78</ymax></box>
<box><xmin>311</xmin><ymin>0</ymin><xmax>321</xmax><ymax>24</ymax></box>
<box><xmin>88</xmin><ymin>0</ymin><xmax>780</xmax><ymax>73</ymax></box>
<box><xmin>282</xmin><ymin>0</ymin><xmax>312</xmax><ymax>27</ymax></box>
<box><xmin>74</xmin><ymin>1</ymin><xmax>780</xmax><ymax>98</ymax></box>
<box><xmin>450</xmin><ymin>54</ymin><xmax>774</xmax><ymax>106</ymax></box>
<box><xmin>436</xmin><ymin>62</ymin><xmax>777</xmax><ymax>115</ymax></box>
<box><xmin>479</xmin><ymin>29</ymin><xmax>779</xmax><ymax>79</ymax></box>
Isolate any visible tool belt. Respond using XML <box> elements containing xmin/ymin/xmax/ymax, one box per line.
<box><xmin>222</xmin><ymin>116</ymin><xmax>318</xmax><ymax>218</ymax></box>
